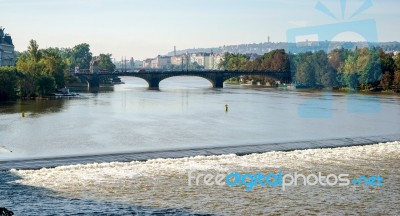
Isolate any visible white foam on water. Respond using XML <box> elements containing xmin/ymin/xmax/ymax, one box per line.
<box><xmin>10</xmin><ymin>141</ymin><xmax>400</xmax><ymax>215</ymax></box>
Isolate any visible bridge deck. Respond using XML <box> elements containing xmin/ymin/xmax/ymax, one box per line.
<box><xmin>75</xmin><ymin>70</ymin><xmax>292</xmax><ymax>88</ymax></box>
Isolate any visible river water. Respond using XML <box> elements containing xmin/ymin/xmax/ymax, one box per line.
<box><xmin>0</xmin><ymin>77</ymin><xmax>400</xmax><ymax>215</ymax></box>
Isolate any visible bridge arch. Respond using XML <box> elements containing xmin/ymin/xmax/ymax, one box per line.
<box><xmin>220</xmin><ymin>73</ymin><xmax>286</xmax><ymax>86</ymax></box>
<box><xmin>158</xmin><ymin>75</ymin><xmax>215</xmax><ymax>88</ymax></box>
<box><xmin>75</xmin><ymin>70</ymin><xmax>291</xmax><ymax>89</ymax></box>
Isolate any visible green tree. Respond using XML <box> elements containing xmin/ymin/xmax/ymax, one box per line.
<box><xmin>359</xmin><ymin>48</ymin><xmax>382</xmax><ymax>90</ymax></box>
<box><xmin>37</xmin><ymin>74</ymin><xmax>56</xmax><ymax>96</ymax></box>
<box><xmin>70</xmin><ymin>43</ymin><xmax>92</xmax><ymax>69</ymax></box>
<box><xmin>16</xmin><ymin>40</ymin><xmax>44</xmax><ymax>97</ymax></box>
<box><xmin>296</xmin><ymin>57</ymin><xmax>315</xmax><ymax>87</ymax></box>
<box><xmin>41</xmin><ymin>48</ymin><xmax>67</xmax><ymax>88</ymax></box>
<box><xmin>379</xmin><ymin>49</ymin><xmax>394</xmax><ymax>73</ymax></box>
<box><xmin>393</xmin><ymin>71</ymin><xmax>400</xmax><ymax>89</ymax></box>
<box><xmin>381</xmin><ymin>72</ymin><xmax>392</xmax><ymax>90</ymax></box>
<box><xmin>328</xmin><ymin>48</ymin><xmax>349</xmax><ymax>71</ymax></box>
<box><xmin>341</xmin><ymin>73</ymin><xmax>360</xmax><ymax>90</ymax></box>
<box><xmin>27</xmin><ymin>39</ymin><xmax>41</xmax><ymax>63</ymax></box>
<box><xmin>259</xmin><ymin>49</ymin><xmax>290</xmax><ymax>71</ymax></box>
<box><xmin>0</xmin><ymin>67</ymin><xmax>18</xmax><ymax>100</ymax></box>
<box><xmin>395</xmin><ymin>53</ymin><xmax>400</xmax><ymax>71</ymax></box>
<box><xmin>220</xmin><ymin>53</ymin><xmax>249</xmax><ymax>70</ymax></box>
<box><xmin>98</xmin><ymin>54</ymin><xmax>116</xmax><ymax>72</ymax></box>
<box><xmin>340</xmin><ymin>53</ymin><xmax>360</xmax><ymax>89</ymax></box>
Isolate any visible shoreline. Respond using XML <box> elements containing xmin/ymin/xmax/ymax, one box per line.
<box><xmin>1</xmin><ymin>84</ymin><xmax>399</xmax><ymax>103</ymax></box>
<box><xmin>1</xmin><ymin>134</ymin><xmax>399</xmax><ymax>171</ymax></box>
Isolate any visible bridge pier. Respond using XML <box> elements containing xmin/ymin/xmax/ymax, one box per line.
<box><xmin>148</xmin><ymin>78</ymin><xmax>160</xmax><ymax>90</ymax></box>
<box><xmin>87</xmin><ymin>77</ymin><xmax>100</xmax><ymax>88</ymax></box>
<box><xmin>213</xmin><ymin>75</ymin><xmax>224</xmax><ymax>88</ymax></box>
<box><xmin>213</xmin><ymin>79</ymin><xmax>224</xmax><ymax>88</ymax></box>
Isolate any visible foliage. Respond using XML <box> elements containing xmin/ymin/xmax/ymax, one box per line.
<box><xmin>358</xmin><ymin>48</ymin><xmax>382</xmax><ymax>90</ymax></box>
<box><xmin>220</xmin><ymin>53</ymin><xmax>249</xmax><ymax>70</ymax></box>
<box><xmin>393</xmin><ymin>71</ymin><xmax>400</xmax><ymax>89</ymax></box>
<box><xmin>0</xmin><ymin>67</ymin><xmax>18</xmax><ymax>100</ymax></box>
<box><xmin>220</xmin><ymin>47</ymin><xmax>400</xmax><ymax>91</ymax></box>
<box><xmin>395</xmin><ymin>53</ymin><xmax>400</xmax><ymax>71</ymax></box>
<box><xmin>15</xmin><ymin>40</ymin><xmax>91</xmax><ymax>97</ymax></box>
<box><xmin>3</xmin><ymin>39</ymin><xmax>118</xmax><ymax>99</ymax></box>
<box><xmin>41</xmin><ymin>48</ymin><xmax>68</xmax><ymax>87</ymax></box>
<box><xmin>381</xmin><ymin>72</ymin><xmax>392</xmax><ymax>90</ymax></box>
<box><xmin>70</xmin><ymin>43</ymin><xmax>92</xmax><ymax>70</ymax></box>
<box><xmin>37</xmin><ymin>74</ymin><xmax>56</xmax><ymax>96</ymax></box>
<box><xmin>97</xmin><ymin>54</ymin><xmax>116</xmax><ymax>72</ymax></box>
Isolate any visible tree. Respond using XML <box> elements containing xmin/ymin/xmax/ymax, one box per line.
<box><xmin>328</xmin><ymin>48</ymin><xmax>348</xmax><ymax>70</ymax></box>
<box><xmin>293</xmin><ymin>52</ymin><xmax>319</xmax><ymax>87</ymax></box>
<box><xmin>395</xmin><ymin>53</ymin><xmax>400</xmax><ymax>71</ymax></box>
<box><xmin>393</xmin><ymin>71</ymin><xmax>400</xmax><ymax>89</ymax></box>
<box><xmin>16</xmin><ymin>40</ymin><xmax>68</xmax><ymax>96</ymax></box>
<box><xmin>381</xmin><ymin>72</ymin><xmax>392</xmax><ymax>90</ymax></box>
<box><xmin>37</xmin><ymin>74</ymin><xmax>56</xmax><ymax>96</ymax></box>
<box><xmin>296</xmin><ymin>54</ymin><xmax>316</xmax><ymax>87</ymax></box>
<box><xmin>220</xmin><ymin>53</ymin><xmax>249</xmax><ymax>70</ymax></box>
<box><xmin>41</xmin><ymin>48</ymin><xmax>68</xmax><ymax>88</ymax></box>
<box><xmin>341</xmin><ymin>54</ymin><xmax>360</xmax><ymax>89</ymax></box>
<box><xmin>98</xmin><ymin>54</ymin><xmax>116</xmax><ymax>72</ymax></box>
<box><xmin>70</xmin><ymin>43</ymin><xmax>92</xmax><ymax>70</ymax></box>
<box><xmin>342</xmin><ymin>73</ymin><xmax>360</xmax><ymax>90</ymax></box>
<box><xmin>379</xmin><ymin>49</ymin><xmax>395</xmax><ymax>74</ymax></box>
<box><xmin>16</xmin><ymin>40</ymin><xmax>44</xmax><ymax>97</ymax></box>
<box><xmin>359</xmin><ymin>48</ymin><xmax>382</xmax><ymax>90</ymax></box>
<box><xmin>259</xmin><ymin>49</ymin><xmax>290</xmax><ymax>71</ymax></box>
<box><xmin>0</xmin><ymin>67</ymin><xmax>18</xmax><ymax>100</ymax></box>
<box><xmin>27</xmin><ymin>39</ymin><xmax>41</xmax><ymax>62</ymax></box>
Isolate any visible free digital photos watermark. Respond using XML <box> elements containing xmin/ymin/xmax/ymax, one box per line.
<box><xmin>188</xmin><ymin>171</ymin><xmax>383</xmax><ymax>191</ymax></box>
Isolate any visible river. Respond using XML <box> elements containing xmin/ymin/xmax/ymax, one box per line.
<box><xmin>0</xmin><ymin>77</ymin><xmax>399</xmax><ymax>215</ymax></box>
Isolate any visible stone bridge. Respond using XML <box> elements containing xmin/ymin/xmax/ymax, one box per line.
<box><xmin>75</xmin><ymin>70</ymin><xmax>291</xmax><ymax>89</ymax></box>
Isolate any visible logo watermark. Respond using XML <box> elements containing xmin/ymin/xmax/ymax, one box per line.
<box><xmin>188</xmin><ymin>171</ymin><xmax>383</xmax><ymax>191</ymax></box>
<box><xmin>287</xmin><ymin>0</ymin><xmax>382</xmax><ymax>118</ymax></box>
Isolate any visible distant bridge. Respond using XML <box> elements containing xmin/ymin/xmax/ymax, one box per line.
<box><xmin>75</xmin><ymin>70</ymin><xmax>291</xmax><ymax>89</ymax></box>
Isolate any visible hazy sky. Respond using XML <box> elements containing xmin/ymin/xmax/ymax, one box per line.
<box><xmin>1</xmin><ymin>0</ymin><xmax>399</xmax><ymax>59</ymax></box>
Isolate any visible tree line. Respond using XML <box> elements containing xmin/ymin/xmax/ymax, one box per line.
<box><xmin>0</xmin><ymin>40</ymin><xmax>115</xmax><ymax>100</ymax></box>
<box><xmin>221</xmin><ymin>48</ymin><xmax>400</xmax><ymax>91</ymax></box>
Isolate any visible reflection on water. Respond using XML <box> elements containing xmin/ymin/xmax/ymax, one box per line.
<box><xmin>0</xmin><ymin>76</ymin><xmax>399</xmax><ymax>161</ymax></box>
<box><xmin>1</xmin><ymin>77</ymin><xmax>400</xmax><ymax>215</ymax></box>
<box><xmin>0</xmin><ymin>100</ymin><xmax>66</xmax><ymax>115</ymax></box>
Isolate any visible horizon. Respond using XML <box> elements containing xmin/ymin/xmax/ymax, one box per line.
<box><xmin>2</xmin><ymin>0</ymin><xmax>400</xmax><ymax>60</ymax></box>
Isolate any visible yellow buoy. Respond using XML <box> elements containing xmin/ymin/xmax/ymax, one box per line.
<box><xmin>22</xmin><ymin>112</ymin><xmax>25</xmax><ymax>118</ymax></box>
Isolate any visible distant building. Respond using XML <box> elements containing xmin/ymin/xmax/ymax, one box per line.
<box><xmin>142</xmin><ymin>52</ymin><xmax>224</xmax><ymax>70</ymax></box>
<box><xmin>143</xmin><ymin>58</ymin><xmax>153</xmax><ymax>68</ymax></box>
<box><xmin>134</xmin><ymin>60</ymin><xmax>143</xmax><ymax>69</ymax></box>
<box><xmin>0</xmin><ymin>27</ymin><xmax>15</xmax><ymax>66</ymax></box>
<box><xmin>171</xmin><ymin>55</ymin><xmax>184</xmax><ymax>66</ymax></box>
<box><xmin>211</xmin><ymin>53</ymin><xmax>224</xmax><ymax>70</ymax></box>
<box><xmin>150</xmin><ymin>55</ymin><xmax>171</xmax><ymax>69</ymax></box>
<box><xmin>189</xmin><ymin>52</ymin><xmax>224</xmax><ymax>70</ymax></box>
<box><xmin>89</xmin><ymin>56</ymin><xmax>101</xmax><ymax>73</ymax></box>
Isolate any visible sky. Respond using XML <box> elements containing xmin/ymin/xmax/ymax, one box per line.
<box><xmin>1</xmin><ymin>0</ymin><xmax>399</xmax><ymax>60</ymax></box>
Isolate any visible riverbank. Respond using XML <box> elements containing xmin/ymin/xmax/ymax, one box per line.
<box><xmin>226</xmin><ymin>80</ymin><xmax>400</xmax><ymax>94</ymax></box>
